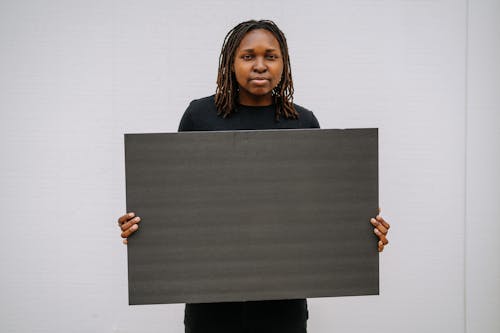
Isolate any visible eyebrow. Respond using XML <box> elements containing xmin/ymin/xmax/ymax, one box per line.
<box><xmin>239</xmin><ymin>48</ymin><xmax>279</xmax><ymax>52</ymax></box>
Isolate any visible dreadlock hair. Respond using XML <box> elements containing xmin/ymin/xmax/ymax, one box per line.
<box><xmin>215</xmin><ymin>20</ymin><xmax>298</xmax><ymax>120</ymax></box>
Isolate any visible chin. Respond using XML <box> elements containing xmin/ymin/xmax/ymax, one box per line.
<box><xmin>249</xmin><ymin>89</ymin><xmax>272</xmax><ymax>96</ymax></box>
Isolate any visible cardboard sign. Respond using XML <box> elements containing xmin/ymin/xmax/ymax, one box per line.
<box><xmin>125</xmin><ymin>129</ymin><xmax>379</xmax><ymax>305</ymax></box>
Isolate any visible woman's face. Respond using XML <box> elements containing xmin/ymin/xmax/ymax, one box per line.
<box><xmin>233</xmin><ymin>29</ymin><xmax>284</xmax><ymax>106</ymax></box>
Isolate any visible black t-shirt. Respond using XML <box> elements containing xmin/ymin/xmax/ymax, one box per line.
<box><xmin>178</xmin><ymin>95</ymin><xmax>320</xmax><ymax>331</ymax></box>
<box><xmin>178</xmin><ymin>95</ymin><xmax>320</xmax><ymax>132</ymax></box>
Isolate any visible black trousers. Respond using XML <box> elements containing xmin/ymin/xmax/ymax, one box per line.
<box><xmin>185</xmin><ymin>326</ymin><xmax>307</xmax><ymax>333</ymax></box>
<box><xmin>184</xmin><ymin>299</ymin><xmax>308</xmax><ymax>333</ymax></box>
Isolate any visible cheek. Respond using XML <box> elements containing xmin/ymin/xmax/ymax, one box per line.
<box><xmin>234</xmin><ymin>71</ymin><xmax>245</xmax><ymax>86</ymax></box>
<box><xmin>233</xmin><ymin>61</ymin><xmax>247</xmax><ymax>83</ymax></box>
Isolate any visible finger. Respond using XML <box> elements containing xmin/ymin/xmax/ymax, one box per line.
<box><xmin>121</xmin><ymin>216</ymin><xmax>141</xmax><ymax>231</ymax></box>
<box><xmin>370</xmin><ymin>218</ymin><xmax>379</xmax><ymax>226</ymax></box>
<box><xmin>376</xmin><ymin>223</ymin><xmax>388</xmax><ymax>234</ymax></box>
<box><xmin>370</xmin><ymin>218</ymin><xmax>388</xmax><ymax>234</ymax></box>
<box><xmin>118</xmin><ymin>212</ymin><xmax>135</xmax><ymax>225</ymax></box>
<box><xmin>376</xmin><ymin>215</ymin><xmax>390</xmax><ymax>230</ymax></box>
<box><xmin>378</xmin><ymin>240</ymin><xmax>384</xmax><ymax>252</ymax></box>
<box><xmin>123</xmin><ymin>238</ymin><xmax>128</xmax><ymax>245</ymax></box>
<box><xmin>374</xmin><ymin>228</ymin><xmax>389</xmax><ymax>245</ymax></box>
<box><xmin>121</xmin><ymin>224</ymin><xmax>139</xmax><ymax>238</ymax></box>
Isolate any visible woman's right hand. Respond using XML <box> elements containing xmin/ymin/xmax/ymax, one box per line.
<box><xmin>117</xmin><ymin>212</ymin><xmax>141</xmax><ymax>244</ymax></box>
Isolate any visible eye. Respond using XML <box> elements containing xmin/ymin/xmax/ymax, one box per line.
<box><xmin>242</xmin><ymin>54</ymin><xmax>253</xmax><ymax>60</ymax></box>
<box><xmin>266</xmin><ymin>54</ymin><xmax>279</xmax><ymax>60</ymax></box>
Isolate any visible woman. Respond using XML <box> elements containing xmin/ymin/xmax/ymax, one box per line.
<box><xmin>117</xmin><ymin>19</ymin><xmax>390</xmax><ymax>333</ymax></box>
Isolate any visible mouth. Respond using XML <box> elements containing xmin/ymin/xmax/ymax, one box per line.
<box><xmin>249</xmin><ymin>77</ymin><xmax>270</xmax><ymax>85</ymax></box>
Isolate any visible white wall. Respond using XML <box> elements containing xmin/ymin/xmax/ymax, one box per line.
<box><xmin>0</xmin><ymin>0</ymin><xmax>496</xmax><ymax>332</ymax></box>
<box><xmin>466</xmin><ymin>0</ymin><xmax>500</xmax><ymax>332</ymax></box>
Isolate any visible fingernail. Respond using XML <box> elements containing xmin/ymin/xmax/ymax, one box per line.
<box><xmin>135</xmin><ymin>217</ymin><xmax>141</xmax><ymax>222</ymax></box>
<box><xmin>128</xmin><ymin>212</ymin><xmax>134</xmax><ymax>217</ymax></box>
<box><xmin>132</xmin><ymin>224</ymin><xmax>138</xmax><ymax>230</ymax></box>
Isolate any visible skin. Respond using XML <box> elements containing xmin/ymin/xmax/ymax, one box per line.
<box><xmin>118</xmin><ymin>212</ymin><xmax>140</xmax><ymax>245</ymax></box>
<box><xmin>233</xmin><ymin>29</ymin><xmax>283</xmax><ymax>106</ymax></box>
<box><xmin>117</xmin><ymin>29</ymin><xmax>391</xmax><ymax>251</ymax></box>
<box><xmin>371</xmin><ymin>208</ymin><xmax>390</xmax><ymax>252</ymax></box>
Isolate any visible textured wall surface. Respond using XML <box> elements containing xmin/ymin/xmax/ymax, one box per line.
<box><xmin>466</xmin><ymin>1</ymin><xmax>500</xmax><ymax>332</ymax></box>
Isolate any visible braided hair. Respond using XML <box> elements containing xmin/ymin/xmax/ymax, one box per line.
<box><xmin>214</xmin><ymin>20</ymin><xmax>298</xmax><ymax>120</ymax></box>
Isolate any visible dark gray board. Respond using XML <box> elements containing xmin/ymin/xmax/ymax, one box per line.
<box><xmin>125</xmin><ymin>128</ymin><xmax>379</xmax><ymax>305</ymax></box>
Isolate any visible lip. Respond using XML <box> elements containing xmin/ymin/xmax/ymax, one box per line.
<box><xmin>250</xmin><ymin>77</ymin><xmax>270</xmax><ymax>81</ymax></box>
<box><xmin>249</xmin><ymin>77</ymin><xmax>270</xmax><ymax>85</ymax></box>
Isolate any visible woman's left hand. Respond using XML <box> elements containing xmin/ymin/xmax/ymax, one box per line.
<box><xmin>370</xmin><ymin>209</ymin><xmax>390</xmax><ymax>252</ymax></box>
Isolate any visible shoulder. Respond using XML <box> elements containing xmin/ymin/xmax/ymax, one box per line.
<box><xmin>185</xmin><ymin>95</ymin><xmax>217</xmax><ymax>115</ymax></box>
<box><xmin>293</xmin><ymin>102</ymin><xmax>320</xmax><ymax>128</ymax></box>
<box><xmin>178</xmin><ymin>95</ymin><xmax>219</xmax><ymax>132</ymax></box>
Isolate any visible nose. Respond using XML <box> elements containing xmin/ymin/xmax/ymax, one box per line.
<box><xmin>253</xmin><ymin>56</ymin><xmax>267</xmax><ymax>73</ymax></box>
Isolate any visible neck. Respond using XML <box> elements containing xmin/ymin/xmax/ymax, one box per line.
<box><xmin>238</xmin><ymin>93</ymin><xmax>273</xmax><ymax>107</ymax></box>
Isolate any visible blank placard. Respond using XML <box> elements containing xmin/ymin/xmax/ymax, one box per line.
<box><xmin>125</xmin><ymin>128</ymin><xmax>379</xmax><ymax>305</ymax></box>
